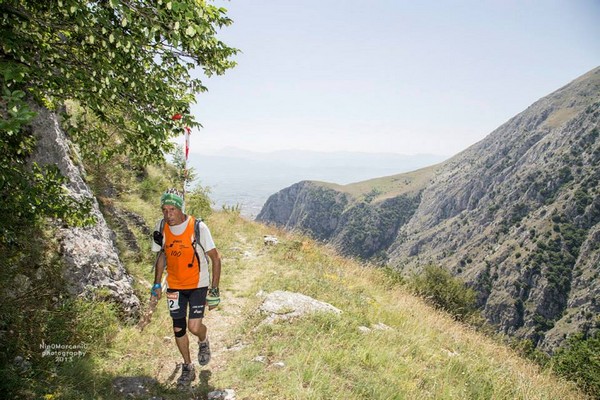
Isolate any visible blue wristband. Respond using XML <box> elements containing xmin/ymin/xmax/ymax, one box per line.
<box><xmin>151</xmin><ymin>283</ymin><xmax>161</xmax><ymax>296</ymax></box>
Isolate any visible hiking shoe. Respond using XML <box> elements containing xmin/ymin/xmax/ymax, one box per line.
<box><xmin>177</xmin><ymin>363</ymin><xmax>195</xmax><ymax>386</ymax></box>
<box><xmin>198</xmin><ymin>338</ymin><xmax>211</xmax><ymax>366</ymax></box>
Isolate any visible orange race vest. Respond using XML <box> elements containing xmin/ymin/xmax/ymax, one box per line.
<box><xmin>164</xmin><ymin>217</ymin><xmax>201</xmax><ymax>289</ymax></box>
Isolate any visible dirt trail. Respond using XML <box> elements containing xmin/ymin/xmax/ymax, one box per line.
<box><xmin>153</xmin><ymin>232</ymin><xmax>265</xmax><ymax>388</ymax></box>
<box><xmin>204</xmin><ymin>238</ymin><xmax>263</xmax><ymax>373</ymax></box>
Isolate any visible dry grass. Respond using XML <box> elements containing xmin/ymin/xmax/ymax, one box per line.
<box><xmin>92</xmin><ymin>210</ymin><xmax>588</xmax><ymax>399</ymax></box>
<box><xmin>205</xmin><ymin>213</ymin><xmax>586</xmax><ymax>399</ymax></box>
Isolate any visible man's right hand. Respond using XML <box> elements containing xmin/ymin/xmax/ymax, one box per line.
<box><xmin>151</xmin><ymin>283</ymin><xmax>162</xmax><ymax>299</ymax></box>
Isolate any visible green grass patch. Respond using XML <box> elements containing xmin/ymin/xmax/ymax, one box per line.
<box><xmin>205</xmin><ymin>217</ymin><xmax>585</xmax><ymax>399</ymax></box>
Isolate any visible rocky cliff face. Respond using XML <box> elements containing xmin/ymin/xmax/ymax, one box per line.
<box><xmin>257</xmin><ymin>174</ymin><xmax>426</xmax><ymax>260</ymax></box>
<box><xmin>257</xmin><ymin>67</ymin><xmax>600</xmax><ymax>351</ymax></box>
<box><xmin>258</xmin><ymin>181</ymin><xmax>350</xmax><ymax>242</ymax></box>
<box><xmin>389</xmin><ymin>68</ymin><xmax>600</xmax><ymax>352</ymax></box>
<box><xmin>29</xmin><ymin>103</ymin><xmax>140</xmax><ymax>320</ymax></box>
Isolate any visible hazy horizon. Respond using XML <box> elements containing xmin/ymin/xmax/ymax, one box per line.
<box><xmin>190</xmin><ymin>145</ymin><xmax>452</xmax><ymax>158</ymax></box>
<box><xmin>187</xmin><ymin>148</ymin><xmax>448</xmax><ymax>218</ymax></box>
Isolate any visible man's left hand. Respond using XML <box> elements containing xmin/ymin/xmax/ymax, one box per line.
<box><xmin>207</xmin><ymin>287</ymin><xmax>220</xmax><ymax>309</ymax></box>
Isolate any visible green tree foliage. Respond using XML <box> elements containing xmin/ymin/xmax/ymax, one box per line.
<box><xmin>408</xmin><ymin>264</ymin><xmax>477</xmax><ymax>321</ymax></box>
<box><xmin>551</xmin><ymin>331</ymin><xmax>600</xmax><ymax>397</ymax></box>
<box><xmin>1</xmin><ymin>0</ymin><xmax>237</xmax><ymax>159</ymax></box>
<box><xmin>0</xmin><ymin>0</ymin><xmax>237</xmax><ymax>243</ymax></box>
<box><xmin>185</xmin><ymin>183</ymin><xmax>212</xmax><ymax>218</ymax></box>
<box><xmin>170</xmin><ymin>144</ymin><xmax>197</xmax><ymax>188</ymax></box>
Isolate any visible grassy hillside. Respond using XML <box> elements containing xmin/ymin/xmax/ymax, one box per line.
<box><xmin>89</xmin><ymin>199</ymin><xmax>587</xmax><ymax>399</ymax></box>
<box><xmin>319</xmin><ymin>163</ymin><xmax>441</xmax><ymax>203</ymax></box>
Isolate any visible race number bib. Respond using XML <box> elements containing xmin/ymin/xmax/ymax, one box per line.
<box><xmin>166</xmin><ymin>291</ymin><xmax>180</xmax><ymax>311</ymax></box>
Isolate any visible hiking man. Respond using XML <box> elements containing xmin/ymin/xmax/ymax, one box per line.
<box><xmin>150</xmin><ymin>188</ymin><xmax>221</xmax><ymax>386</ymax></box>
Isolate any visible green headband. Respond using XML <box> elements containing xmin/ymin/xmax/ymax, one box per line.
<box><xmin>160</xmin><ymin>192</ymin><xmax>183</xmax><ymax>210</ymax></box>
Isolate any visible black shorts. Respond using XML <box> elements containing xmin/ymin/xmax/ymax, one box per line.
<box><xmin>166</xmin><ymin>287</ymin><xmax>208</xmax><ymax>320</ymax></box>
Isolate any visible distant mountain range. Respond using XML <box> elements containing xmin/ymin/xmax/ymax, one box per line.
<box><xmin>257</xmin><ymin>66</ymin><xmax>600</xmax><ymax>352</ymax></box>
<box><xmin>187</xmin><ymin>148</ymin><xmax>447</xmax><ymax>217</ymax></box>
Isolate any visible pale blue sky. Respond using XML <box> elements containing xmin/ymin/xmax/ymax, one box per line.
<box><xmin>185</xmin><ymin>0</ymin><xmax>600</xmax><ymax>157</ymax></box>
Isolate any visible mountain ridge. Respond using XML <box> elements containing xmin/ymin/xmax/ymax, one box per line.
<box><xmin>256</xmin><ymin>66</ymin><xmax>600</xmax><ymax>351</ymax></box>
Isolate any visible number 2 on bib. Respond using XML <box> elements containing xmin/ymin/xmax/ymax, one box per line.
<box><xmin>166</xmin><ymin>291</ymin><xmax>180</xmax><ymax>311</ymax></box>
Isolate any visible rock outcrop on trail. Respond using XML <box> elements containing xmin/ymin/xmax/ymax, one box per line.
<box><xmin>258</xmin><ymin>290</ymin><xmax>342</xmax><ymax>325</ymax></box>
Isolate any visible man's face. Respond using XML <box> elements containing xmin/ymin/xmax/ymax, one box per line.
<box><xmin>162</xmin><ymin>205</ymin><xmax>184</xmax><ymax>226</ymax></box>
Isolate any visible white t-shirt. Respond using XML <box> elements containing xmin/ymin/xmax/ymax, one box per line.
<box><xmin>152</xmin><ymin>216</ymin><xmax>216</xmax><ymax>288</ymax></box>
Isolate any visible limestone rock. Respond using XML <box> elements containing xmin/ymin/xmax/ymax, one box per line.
<box><xmin>112</xmin><ymin>376</ymin><xmax>158</xmax><ymax>398</ymax></box>
<box><xmin>259</xmin><ymin>290</ymin><xmax>341</xmax><ymax>324</ymax></box>
<box><xmin>263</xmin><ymin>235</ymin><xmax>279</xmax><ymax>245</ymax></box>
<box><xmin>29</xmin><ymin>103</ymin><xmax>140</xmax><ymax>320</ymax></box>
<box><xmin>208</xmin><ymin>389</ymin><xmax>236</xmax><ymax>400</ymax></box>
<box><xmin>257</xmin><ymin>181</ymin><xmax>421</xmax><ymax>259</ymax></box>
